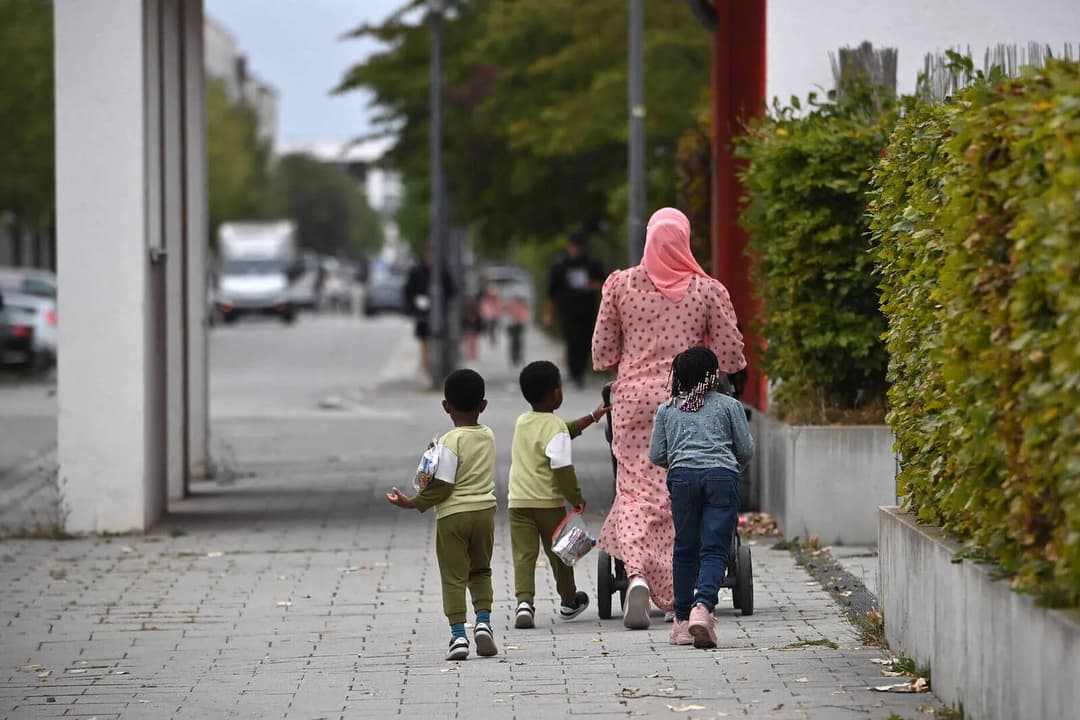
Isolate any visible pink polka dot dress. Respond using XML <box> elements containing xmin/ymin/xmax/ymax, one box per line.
<box><xmin>591</xmin><ymin>266</ymin><xmax>745</xmax><ymax>611</ymax></box>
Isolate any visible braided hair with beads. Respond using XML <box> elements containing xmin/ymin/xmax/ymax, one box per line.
<box><xmin>668</xmin><ymin>346</ymin><xmax>721</xmax><ymax>412</ymax></box>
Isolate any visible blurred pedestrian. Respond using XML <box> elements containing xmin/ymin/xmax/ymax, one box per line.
<box><xmin>545</xmin><ymin>231</ymin><xmax>605</xmax><ymax>388</ymax></box>
<box><xmin>404</xmin><ymin>248</ymin><xmax>454</xmax><ymax>378</ymax></box>
<box><xmin>462</xmin><ymin>295</ymin><xmax>483</xmax><ymax>361</ymax></box>
<box><xmin>479</xmin><ymin>284</ymin><xmax>502</xmax><ymax>347</ymax></box>
<box><xmin>505</xmin><ymin>293</ymin><xmax>531</xmax><ymax>367</ymax></box>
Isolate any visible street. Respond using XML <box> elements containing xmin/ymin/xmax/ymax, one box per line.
<box><xmin>0</xmin><ymin>315</ymin><xmax>943</xmax><ymax>718</ymax></box>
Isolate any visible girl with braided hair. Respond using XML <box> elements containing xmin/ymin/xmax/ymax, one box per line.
<box><xmin>649</xmin><ymin>346</ymin><xmax>754</xmax><ymax>648</ymax></box>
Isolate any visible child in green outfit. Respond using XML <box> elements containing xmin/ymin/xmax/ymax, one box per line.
<box><xmin>386</xmin><ymin>369</ymin><xmax>499</xmax><ymax>661</ymax></box>
<box><xmin>509</xmin><ymin>360</ymin><xmax>609</xmax><ymax>628</ymax></box>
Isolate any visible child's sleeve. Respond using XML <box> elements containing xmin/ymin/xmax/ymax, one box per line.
<box><xmin>546</xmin><ymin>427</ymin><xmax>583</xmax><ymax>506</ymax></box>
<box><xmin>727</xmin><ymin>400</ymin><xmax>755</xmax><ymax>469</ymax></box>
<box><xmin>412</xmin><ymin>444</ymin><xmax>458</xmax><ymax>512</ymax></box>
<box><xmin>648</xmin><ymin>405</ymin><xmax>669</xmax><ymax>468</ymax></box>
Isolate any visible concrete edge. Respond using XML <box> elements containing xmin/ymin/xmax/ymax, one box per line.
<box><xmin>879</xmin><ymin>505</ymin><xmax>1080</xmax><ymax>720</ymax></box>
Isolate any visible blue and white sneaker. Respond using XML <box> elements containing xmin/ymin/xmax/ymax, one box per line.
<box><xmin>474</xmin><ymin>622</ymin><xmax>498</xmax><ymax>657</ymax></box>
<box><xmin>446</xmin><ymin>636</ymin><xmax>469</xmax><ymax>661</ymax></box>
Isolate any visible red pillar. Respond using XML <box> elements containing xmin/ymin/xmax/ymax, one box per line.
<box><xmin>711</xmin><ymin>0</ymin><xmax>767</xmax><ymax>411</ymax></box>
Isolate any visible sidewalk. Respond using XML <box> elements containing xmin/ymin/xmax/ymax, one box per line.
<box><xmin>0</xmin><ymin>327</ymin><xmax>943</xmax><ymax>719</ymax></box>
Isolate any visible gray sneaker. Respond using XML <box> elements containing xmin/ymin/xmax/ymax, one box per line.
<box><xmin>474</xmin><ymin>622</ymin><xmax>498</xmax><ymax>657</ymax></box>
<box><xmin>446</xmin><ymin>636</ymin><xmax>469</xmax><ymax>661</ymax></box>
<box><xmin>515</xmin><ymin>601</ymin><xmax>535</xmax><ymax>629</ymax></box>
<box><xmin>559</xmin><ymin>591</ymin><xmax>590</xmax><ymax>621</ymax></box>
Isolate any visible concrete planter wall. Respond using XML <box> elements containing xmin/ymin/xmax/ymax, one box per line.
<box><xmin>748</xmin><ymin>413</ymin><xmax>897</xmax><ymax>545</ymax></box>
<box><xmin>879</xmin><ymin>507</ymin><xmax>1080</xmax><ymax>720</ymax></box>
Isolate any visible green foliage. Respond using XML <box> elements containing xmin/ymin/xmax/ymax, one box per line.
<box><xmin>0</xmin><ymin>0</ymin><xmax>55</xmax><ymax>239</ymax></box>
<box><xmin>267</xmin><ymin>153</ymin><xmax>383</xmax><ymax>259</ymax></box>
<box><xmin>736</xmin><ymin>91</ymin><xmax>895</xmax><ymax>421</ymax></box>
<box><xmin>336</xmin><ymin>0</ymin><xmax>710</xmax><ymax>260</ymax></box>
<box><xmin>206</xmin><ymin>77</ymin><xmax>273</xmax><ymax>236</ymax></box>
<box><xmin>870</xmin><ymin>60</ymin><xmax>1080</xmax><ymax>606</ymax></box>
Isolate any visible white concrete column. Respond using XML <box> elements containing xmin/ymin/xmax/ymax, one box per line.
<box><xmin>183</xmin><ymin>0</ymin><xmax>210</xmax><ymax>486</ymax></box>
<box><xmin>55</xmin><ymin>0</ymin><xmax>194</xmax><ymax>532</ymax></box>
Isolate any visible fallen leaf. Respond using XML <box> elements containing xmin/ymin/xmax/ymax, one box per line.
<box><xmin>276</xmin><ymin>601</ymin><xmax>292</xmax><ymax>608</ymax></box>
<box><xmin>504</xmin><ymin>645</ymin><xmax>519</xmax><ymax>650</ymax></box>
<box><xmin>644</xmin><ymin>673</ymin><xmax>660</xmax><ymax>678</ymax></box>
<box><xmin>916</xmin><ymin>705</ymin><xmax>936</xmax><ymax>715</ymax></box>
<box><xmin>619</xmin><ymin>688</ymin><xmax>640</xmax><ymax>698</ymax></box>
<box><xmin>667</xmin><ymin>704</ymin><xmax>706</xmax><ymax>712</ymax></box>
<box><xmin>591</xmin><ymin>637</ymin><xmax>601</xmax><ymax>643</ymax></box>
<box><xmin>37</xmin><ymin>671</ymin><xmax>52</xmax><ymax>680</ymax></box>
<box><xmin>121</xmin><ymin>546</ymin><xmax>137</xmax><ymax>554</ymax></box>
<box><xmin>839</xmin><ymin>590</ymin><xmax>853</xmax><ymax>598</ymax></box>
<box><xmin>794</xmin><ymin>677</ymin><xmax>808</xmax><ymax>683</ymax></box>
<box><xmin>67</xmin><ymin>668</ymin><xmax>87</xmax><ymax>674</ymax></box>
<box><xmin>881</xmin><ymin>670</ymin><xmax>906</xmax><ymax>677</ymax></box>
<box><xmin>113</xmin><ymin>670</ymin><xmax>128</xmax><ymax>675</ymax></box>
<box><xmin>21</xmin><ymin>664</ymin><xmax>43</xmax><ymax>671</ymax></box>
<box><xmin>206</xmin><ymin>551</ymin><xmax>224</xmax><ymax>558</ymax></box>
<box><xmin>870</xmin><ymin>657</ymin><xmax>899</xmax><ymax>665</ymax></box>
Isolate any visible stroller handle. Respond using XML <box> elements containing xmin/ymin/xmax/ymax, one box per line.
<box><xmin>601</xmin><ymin>383</ymin><xmax>613</xmax><ymax>407</ymax></box>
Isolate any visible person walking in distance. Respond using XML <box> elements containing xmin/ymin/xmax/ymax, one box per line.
<box><xmin>545</xmin><ymin>231</ymin><xmax>605</xmax><ymax>388</ymax></box>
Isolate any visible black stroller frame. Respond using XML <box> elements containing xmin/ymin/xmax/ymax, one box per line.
<box><xmin>595</xmin><ymin>383</ymin><xmax>754</xmax><ymax>619</ymax></box>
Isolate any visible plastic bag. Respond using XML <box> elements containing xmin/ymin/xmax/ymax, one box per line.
<box><xmin>413</xmin><ymin>438</ymin><xmax>440</xmax><ymax>491</ymax></box>
<box><xmin>551</xmin><ymin>511</ymin><xmax>596</xmax><ymax>566</ymax></box>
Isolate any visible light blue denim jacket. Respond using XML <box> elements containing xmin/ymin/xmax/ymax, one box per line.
<box><xmin>648</xmin><ymin>392</ymin><xmax>754</xmax><ymax>474</ymax></box>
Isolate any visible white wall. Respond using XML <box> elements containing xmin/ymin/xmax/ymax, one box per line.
<box><xmin>767</xmin><ymin>0</ymin><xmax>1080</xmax><ymax>102</ymax></box>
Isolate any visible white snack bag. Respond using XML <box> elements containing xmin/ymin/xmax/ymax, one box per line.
<box><xmin>413</xmin><ymin>437</ymin><xmax>441</xmax><ymax>492</ymax></box>
<box><xmin>551</xmin><ymin>511</ymin><xmax>597</xmax><ymax>566</ymax></box>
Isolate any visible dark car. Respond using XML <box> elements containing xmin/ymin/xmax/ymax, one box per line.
<box><xmin>0</xmin><ymin>295</ymin><xmax>35</xmax><ymax>368</ymax></box>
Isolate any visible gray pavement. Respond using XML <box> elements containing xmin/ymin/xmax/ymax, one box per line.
<box><xmin>0</xmin><ymin>315</ymin><xmax>942</xmax><ymax>718</ymax></box>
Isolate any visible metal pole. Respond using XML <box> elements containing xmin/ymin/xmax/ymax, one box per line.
<box><xmin>628</xmin><ymin>0</ymin><xmax>646</xmax><ymax>266</ymax></box>
<box><xmin>428</xmin><ymin>2</ymin><xmax>446</xmax><ymax>387</ymax></box>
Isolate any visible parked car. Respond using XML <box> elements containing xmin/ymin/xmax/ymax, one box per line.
<box><xmin>0</xmin><ymin>296</ymin><xmax>36</xmax><ymax>368</ymax></box>
<box><xmin>0</xmin><ymin>266</ymin><xmax>57</xmax><ymax>299</ymax></box>
<box><xmin>363</xmin><ymin>259</ymin><xmax>409</xmax><ymax>316</ymax></box>
<box><xmin>0</xmin><ymin>291</ymin><xmax>57</xmax><ymax>368</ymax></box>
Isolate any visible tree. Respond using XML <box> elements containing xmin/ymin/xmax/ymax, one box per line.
<box><xmin>0</xmin><ymin>0</ymin><xmax>55</xmax><ymax>264</ymax></box>
<box><xmin>206</xmin><ymin>77</ymin><xmax>273</xmax><ymax>238</ymax></box>
<box><xmin>268</xmin><ymin>153</ymin><xmax>383</xmax><ymax>259</ymax></box>
<box><xmin>335</xmin><ymin>0</ymin><xmax>711</xmax><ymax>262</ymax></box>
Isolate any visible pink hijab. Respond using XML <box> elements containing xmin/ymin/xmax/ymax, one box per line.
<box><xmin>641</xmin><ymin>207</ymin><xmax>708</xmax><ymax>302</ymax></box>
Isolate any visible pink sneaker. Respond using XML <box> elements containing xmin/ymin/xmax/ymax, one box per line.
<box><xmin>688</xmin><ymin>603</ymin><xmax>717</xmax><ymax>649</ymax></box>
<box><xmin>668</xmin><ymin>619</ymin><xmax>693</xmax><ymax>646</ymax></box>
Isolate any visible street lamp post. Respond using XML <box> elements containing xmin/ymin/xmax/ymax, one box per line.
<box><xmin>628</xmin><ymin>0</ymin><xmax>646</xmax><ymax>266</ymax></box>
<box><xmin>428</xmin><ymin>0</ymin><xmax>448</xmax><ymax>387</ymax></box>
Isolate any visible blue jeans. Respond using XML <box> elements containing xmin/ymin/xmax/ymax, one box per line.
<box><xmin>667</xmin><ymin>466</ymin><xmax>741</xmax><ymax>621</ymax></box>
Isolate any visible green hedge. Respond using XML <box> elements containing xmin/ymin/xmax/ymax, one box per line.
<box><xmin>870</xmin><ymin>60</ymin><xmax>1080</xmax><ymax>606</ymax></box>
<box><xmin>737</xmin><ymin>94</ymin><xmax>895</xmax><ymax>422</ymax></box>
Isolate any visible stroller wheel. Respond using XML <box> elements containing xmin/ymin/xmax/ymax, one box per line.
<box><xmin>733</xmin><ymin>543</ymin><xmax>754</xmax><ymax>616</ymax></box>
<box><xmin>597</xmin><ymin>550</ymin><xmax>614</xmax><ymax>619</ymax></box>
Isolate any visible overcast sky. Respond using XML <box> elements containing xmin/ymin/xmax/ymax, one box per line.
<box><xmin>205</xmin><ymin>0</ymin><xmax>405</xmax><ymax>148</ymax></box>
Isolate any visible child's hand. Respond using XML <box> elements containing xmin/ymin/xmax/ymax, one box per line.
<box><xmin>592</xmin><ymin>401</ymin><xmax>611</xmax><ymax>420</ymax></box>
<box><xmin>573</xmin><ymin>501</ymin><xmax>587</xmax><ymax>514</ymax></box>
<box><xmin>386</xmin><ymin>487</ymin><xmax>415</xmax><ymax>509</ymax></box>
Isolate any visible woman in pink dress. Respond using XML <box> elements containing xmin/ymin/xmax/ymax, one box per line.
<box><xmin>592</xmin><ymin>207</ymin><xmax>745</xmax><ymax>629</ymax></box>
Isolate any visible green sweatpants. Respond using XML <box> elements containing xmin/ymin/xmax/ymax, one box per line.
<box><xmin>509</xmin><ymin>506</ymin><xmax>578</xmax><ymax>605</ymax></box>
<box><xmin>435</xmin><ymin>507</ymin><xmax>496</xmax><ymax>625</ymax></box>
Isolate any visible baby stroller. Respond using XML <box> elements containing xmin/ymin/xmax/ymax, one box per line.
<box><xmin>595</xmin><ymin>383</ymin><xmax>754</xmax><ymax>618</ymax></box>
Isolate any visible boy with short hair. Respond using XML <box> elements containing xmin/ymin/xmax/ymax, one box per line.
<box><xmin>386</xmin><ymin>369</ymin><xmax>498</xmax><ymax>661</ymax></box>
<box><xmin>509</xmin><ymin>360</ymin><xmax>608</xmax><ymax>628</ymax></box>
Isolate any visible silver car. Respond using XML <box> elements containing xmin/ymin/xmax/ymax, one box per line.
<box><xmin>0</xmin><ymin>292</ymin><xmax>57</xmax><ymax>368</ymax></box>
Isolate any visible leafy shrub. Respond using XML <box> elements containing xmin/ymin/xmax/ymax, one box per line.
<box><xmin>870</xmin><ymin>60</ymin><xmax>1080</xmax><ymax>606</ymax></box>
<box><xmin>736</xmin><ymin>92</ymin><xmax>895</xmax><ymax>422</ymax></box>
